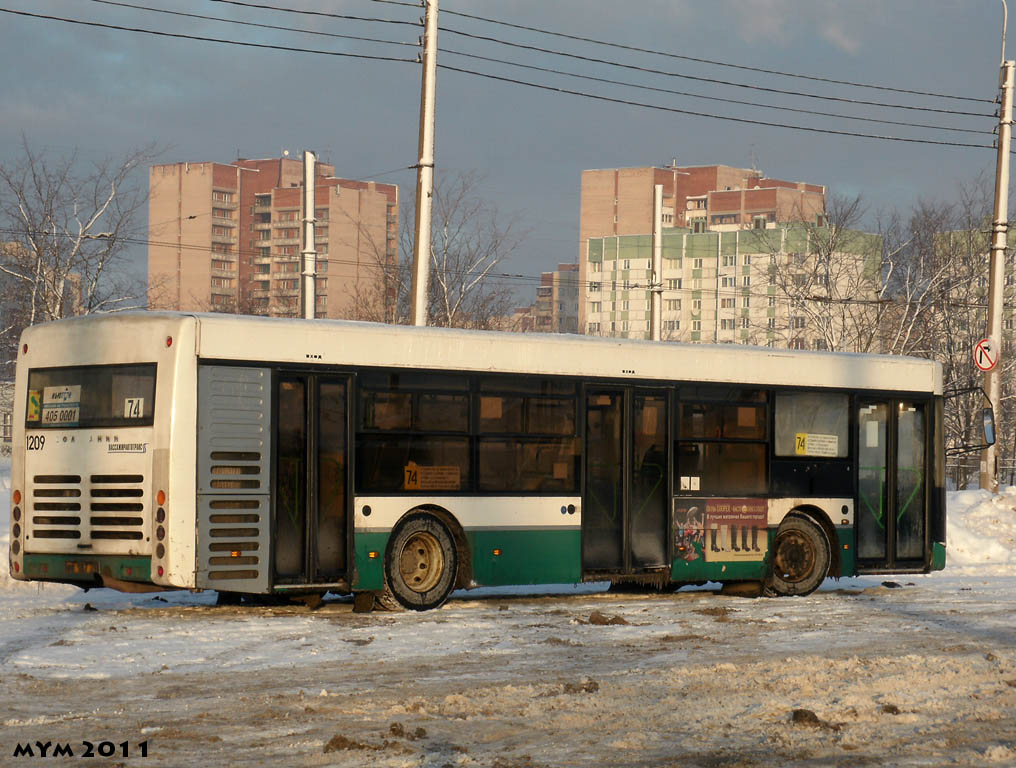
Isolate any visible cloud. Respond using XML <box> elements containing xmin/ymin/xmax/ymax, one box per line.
<box><xmin>722</xmin><ymin>0</ymin><xmax>866</xmax><ymax>54</ymax></box>
<box><xmin>818</xmin><ymin>21</ymin><xmax>863</xmax><ymax>54</ymax></box>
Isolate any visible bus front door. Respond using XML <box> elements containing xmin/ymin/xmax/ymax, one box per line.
<box><xmin>856</xmin><ymin>399</ymin><xmax>928</xmax><ymax>571</ymax></box>
<box><xmin>583</xmin><ymin>388</ymin><xmax>669</xmax><ymax>575</ymax></box>
<box><xmin>274</xmin><ymin>374</ymin><xmax>352</xmax><ymax>589</ymax></box>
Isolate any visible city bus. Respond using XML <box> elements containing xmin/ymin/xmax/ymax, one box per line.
<box><xmin>8</xmin><ymin>312</ymin><xmax>947</xmax><ymax>610</ymax></box>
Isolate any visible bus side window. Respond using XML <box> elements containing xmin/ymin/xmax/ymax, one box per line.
<box><xmin>774</xmin><ymin>392</ymin><xmax>848</xmax><ymax>457</ymax></box>
<box><xmin>677</xmin><ymin>394</ymin><xmax>768</xmax><ymax>495</ymax></box>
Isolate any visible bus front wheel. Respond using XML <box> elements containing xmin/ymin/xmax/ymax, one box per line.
<box><xmin>383</xmin><ymin>513</ymin><xmax>459</xmax><ymax>611</ymax></box>
<box><xmin>764</xmin><ymin>513</ymin><xmax>830</xmax><ymax>597</ymax></box>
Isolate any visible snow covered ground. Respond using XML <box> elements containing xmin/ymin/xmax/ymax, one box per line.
<box><xmin>2</xmin><ymin>456</ymin><xmax>1016</xmax><ymax>766</ymax></box>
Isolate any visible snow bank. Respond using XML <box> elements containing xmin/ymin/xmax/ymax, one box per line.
<box><xmin>946</xmin><ymin>487</ymin><xmax>1016</xmax><ymax>570</ymax></box>
<box><xmin>2</xmin><ymin>458</ymin><xmax>1016</xmax><ymax>594</ymax></box>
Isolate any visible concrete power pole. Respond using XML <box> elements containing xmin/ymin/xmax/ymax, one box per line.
<box><xmin>650</xmin><ymin>184</ymin><xmax>663</xmax><ymax>341</ymax></box>
<box><xmin>301</xmin><ymin>150</ymin><xmax>317</xmax><ymax>321</ymax></box>
<box><xmin>981</xmin><ymin>58</ymin><xmax>1015</xmax><ymax>492</ymax></box>
<box><xmin>410</xmin><ymin>0</ymin><xmax>439</xmax><ymax>327</ymax></box>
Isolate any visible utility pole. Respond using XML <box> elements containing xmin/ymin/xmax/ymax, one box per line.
<box><xmin>981</xmin><ymin>50</ymin><xmax>1015</xmax><ymax>492</ymax></box>
<box><xmin>301</xmin><ymin>149</ymin><xmax>317</xmax><ymax>320</ymax></box>
<box><xmin>410</xmin><ymin>0</ymin><xmax>439</xmax><ymax>327</ymax></box>
<box><xmin>650</xmin><ymin>184</ymin><xmax>663</xmax><ymax>341</ymax></box>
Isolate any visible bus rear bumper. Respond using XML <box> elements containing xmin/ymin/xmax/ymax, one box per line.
<box><xmin>22</xmin><ymin>553</ymin><xmax>154</xmax><ymax>590</ymax></box>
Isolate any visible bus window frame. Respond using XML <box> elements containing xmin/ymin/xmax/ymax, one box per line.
<box><xmin>24</xmin><ymin>362</ymin><xmax>158</xmax><ymax>430</ymax></box>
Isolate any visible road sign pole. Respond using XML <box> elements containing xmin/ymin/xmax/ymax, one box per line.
<box><xmin>981</xmin><ymin>59</ymin><xmax>1015</xmax><ymax>492</ymax></box>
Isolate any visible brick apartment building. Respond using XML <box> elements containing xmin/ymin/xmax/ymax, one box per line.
<box><xmin>148</xmin><ymin>157</ymin><xmax>398</xmax><ymax>319</ymax></box>
<box><xmin>513</xmin><ymin>263</ymin><xmax>580</xmax><ymax>334</ymax></box>
<box><xmin>578</xmin><ymin>164</ymin><xmax>826</xmax><ymax>332</ymax></box>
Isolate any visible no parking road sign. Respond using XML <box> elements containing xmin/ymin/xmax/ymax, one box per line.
<box><xmin>974</xmin><ymin>337</ymin><xmax>998</xmax><ymax>372</ymax></box>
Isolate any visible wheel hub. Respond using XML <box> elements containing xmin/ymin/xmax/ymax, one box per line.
<box><xmin>398</xmin><ymin>531</ymin><xmax>444</xmax><ymax>593</ymax></box>
<box><xmin>774</xmin><ymin>530</ymin><xmax>816</xmax><ymax>584</ymax></box>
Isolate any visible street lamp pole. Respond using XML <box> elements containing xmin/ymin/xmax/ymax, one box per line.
<box><xmin>981</xmin><ymin>0</ymin><xmax>1014</xmax><ymax>491</ymax></box>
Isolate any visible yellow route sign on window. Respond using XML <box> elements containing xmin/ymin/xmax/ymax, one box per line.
<box><xmin>795</xmin><ymin>432</ymin><xmax>839</xmax><ymax>457</ymax></box>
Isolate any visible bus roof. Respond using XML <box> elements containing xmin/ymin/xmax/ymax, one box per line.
<box><xmin>24</xmin><ymin>312</ymin><xmax>943</xmax><ymax>395</ymax></box>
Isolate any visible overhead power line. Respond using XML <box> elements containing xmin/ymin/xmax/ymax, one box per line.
<box><xmin>437</xmin><ymin>64</ymin><xmax>997</xmax><ymax>151</ymax></box>
<box><xmin>0</xmin><ymin>7</ymin><xmax>418</xmax><ymax>62</ymax></box>
<box><xmin>4</xmin><ymin>4</ymin><xmax>1003</xmax><ymax>153</ymax></box>
<box><xmin>439</xmin><ymin>7</ymin><xmax>993</xmax><ymax>105</ymax></box>
<box><xmin>207</xmin><ymin>0</ymin><xmax>421</xmax><ymax>27</ymax></box>
<box><xmin>216</xmin><ymin>0</ymin><xmax>991</xmax><ymax>106</ymax></box>
<box><xmin>4</xmin><ymin>227</ymin><xmax>1006</xmax><ymax>312</ymax></box>
<box><xmin>92</xmin><ymin>0</ymin><xmax>987</xmax><ymax>137</ymax></box>
<box><xmin>88</xmin><ymin>0</ymin><xmax>417</xmax><ymax>48</ymax></box>
<box><xmin>443</xmin><ymin>48</ymin><xmax>991</xmax><ymax>137</ymax></box>
<box><xmin>439</xmin><ymin>25</ymin><xmax>995</xmax><ymax>119</ymax></box>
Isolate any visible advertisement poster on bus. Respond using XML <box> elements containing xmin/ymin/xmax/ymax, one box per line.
<box><xmin>673</xmin><ymin>498</ymin><xmax>768</xmax><ymax>562</ymax></box>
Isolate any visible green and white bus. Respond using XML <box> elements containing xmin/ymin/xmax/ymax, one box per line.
<box><xmin>8</xmin><ymin>312</ymin><xmax>946</xmax><ymax>610</ymax></box>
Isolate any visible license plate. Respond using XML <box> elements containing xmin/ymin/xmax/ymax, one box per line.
<box><xmin>65</xmin><ymin>560</ymin><xmax>97</xmax><ymax>575</ymax></box>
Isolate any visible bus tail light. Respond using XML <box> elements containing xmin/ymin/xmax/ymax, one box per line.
<box><xmin>157</xmin><ymin>566</ymin><xmax>164</xmax><ymax>577</ymax></box>
<box><xmin>165</xmin><ymin>336</ymin><xmax>173</xmax><ymax>348</ymax></box>
<box><xmin>12</xmin><ymin>506</ymin><xmax>20</xmax><ymax>522</ymax></box>
<box><xmin>12</xmin><ymin>562</ymin><xmax>19</xmax><ymax>573</ymax></box>
<box><xmin>157</xmin><ymin>490</ymin><xmax>166</xmax><ymax>506</ymax></box>
<box><xmin>12</xmin><ymin>490</ymin><xmax>21</xmax><ymax>505</ymax></box>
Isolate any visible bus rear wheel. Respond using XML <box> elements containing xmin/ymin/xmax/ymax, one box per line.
<box><xmin>383</xmin><ymin>513</ymin><xmax>458</xmax><ymax>611</ymax></box>
<box><xmin>765</xmin><ymin>513</ymin><xmax>830</xmax><ymax>597</ymax></box>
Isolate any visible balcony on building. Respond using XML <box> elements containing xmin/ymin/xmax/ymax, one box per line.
<box><xmin>210</xmin><ymin>193</ymin><xmax>239</xmax><ymax>211</ymax></box>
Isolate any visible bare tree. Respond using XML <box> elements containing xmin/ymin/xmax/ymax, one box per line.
<box><xmin>378</xmin><ymin>171</ymin><xmax>523</xmax><ymax>329</ymax></box>
<box><xmin>746</xmin><ymin>194</ymin><xmax>884</xmax><ymax>352</ymax></box>
<box><xmin>0</xmin><ymin>138</ymin><xmax>160</xmax><ymax>374</ymax></box>
<box><xmin>342</xmin><ymin>170</ymin><xmax>525</xmax><ymax>329</ymax></box>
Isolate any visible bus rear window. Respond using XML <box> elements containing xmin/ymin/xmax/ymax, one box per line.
<box><xmin>26</xmin><ymin>364</ymin><xmax>156</xmax><ymax>429</ymax></box>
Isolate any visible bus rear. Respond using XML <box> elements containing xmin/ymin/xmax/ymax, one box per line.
<box><xmin>8</xmin><ymin>314</ymin><xmax>198</xmax><ymax>591</ymax></box>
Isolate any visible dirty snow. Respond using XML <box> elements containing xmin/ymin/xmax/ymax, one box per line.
<box><xmin>2</xmin><ymin>455</ymin><xmax>1016</xmax><ymax>766</ymax></box>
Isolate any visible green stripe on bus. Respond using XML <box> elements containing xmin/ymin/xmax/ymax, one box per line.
<box><xmin>837</xmin><ymin>528</ymin><xmax>855</xmax><ymax>577</ymax></box>
<box><xmin>931</xmin><ymin>541</ymin><xmax>946</xmax><ymax>571</ymax></box>
<box><xmin>353</xmin><ymin>529</ymin><xmax>583</xmax><ymax>591</ymax></box>
<box><xmin>352</xmin><ymin>532</ymin><xmax>390</xmax><ymax>591</ymax></box>
<box><xmin>671</xmin><ymin>556</ymin><xmax>768</xmax><ymax>582</ymax></box>
<box><xmin>468</xmin><ymin>529</ymin><xmax>582</xmax><ymax>586</ymax></box>
<box><xmin>23</xmin><ymin>554</ymin><xmax>151</xmax><ymax>583</ymax></box>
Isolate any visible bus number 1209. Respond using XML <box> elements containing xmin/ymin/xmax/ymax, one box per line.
<box><xmin>26</xmin><ymin>435</ymin><xmax>45</xmax><ymax>451</ymax></box>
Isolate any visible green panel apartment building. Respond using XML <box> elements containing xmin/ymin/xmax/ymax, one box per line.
<box><xmin>584</xmin><ymin>224</ymin><xmax>881</xmax><ymax>350</ymax></box>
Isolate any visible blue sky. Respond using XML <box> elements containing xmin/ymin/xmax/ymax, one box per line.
<box><xmin>0</xmin><ymin>0</ymin><xmax>1009</xmax><ymax>301</ymax></box>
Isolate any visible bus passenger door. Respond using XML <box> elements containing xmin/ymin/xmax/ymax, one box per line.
<box><xmin>856</xmin><ymin>399</ymin><xmax>928</xmax><ymax>570</ymax></box>
<box><xmin>274</xmin><ymin>374</ymin><xmax>351</xmax><ymax>588</ymax></box>
<box><xmin>583</xmin><ymin>388</ymin><xmax>669</xmax><ymax>574</ymax></box>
